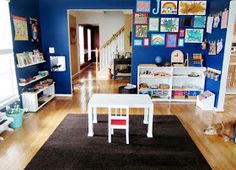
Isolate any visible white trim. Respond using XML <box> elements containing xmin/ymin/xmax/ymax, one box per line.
<box><xmin>0</xmin><ymin>95</ymin><xmax>19</xmax><ymax>110</ymax></box>
<box><xmin>67</xmin><ymin>11</ymin><xmax>73</xmax><ymax>94</ymax></box>
<box><xmin>217</xmin><ymin>1</ymin><xmax>236</xmax><ymax>112</ymax></box>
<box><xmin>55</xmin><ymin>94</ymin><xmax>73</xmax><ymax>97</ymax></box>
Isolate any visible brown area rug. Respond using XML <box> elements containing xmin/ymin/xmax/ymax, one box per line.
<box><xmin>26</xmin><ymin>114</ymin><xmax>211</xmax><ymax>170</ymax></box>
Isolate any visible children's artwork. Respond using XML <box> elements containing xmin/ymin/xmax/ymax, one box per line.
<box><xmin>221</xmin><ymin>9</ymin><xmax>229</xmax><ymax>29</ymax></box>
<box><xmin>161</xmin><ymin>1</ymin><xmax>178</xmax><ymax>15</ymax></box>
<box><xmin>178</xmin><ymin>38</ymin><xmax>184</xmax><ymax>47</ymax></box>
<box><xmin>29</xmin><ymin>18</ymin><xmax>39</xmax><ymax>43</ymax></box>
<box><xmin>160</xmin><ymin>18</ymin><xmax>179</xmax><ymax>32</ymax></box>
<box><xmin>151</xmin><ymin>34</ymin><xmax>165</xmax><ymax>45</ymax></box>
<box><xmin>166</xmin><ymin>34</ymin><xmax>177</xmax><ymax>48</ymax></box>
<box><xmin>209</xmin><ymin>41</ymin><xmax>217</xmax><ymax>55</ymax></box>
<box><xmin>148</xmin><ymin>18</ymin><xmax>159</xmax><ymax>31</ymax></box>
<box><xmin>152</xmin><ymin>0</ymin><xmax>161</xmax><ymax>15</ymax></box>
<box><xmin>70</xmin><ymin>27</ymin><xmax>76</xmax><ymax>44</ymax></box>
<box><xmin>194</xmin><ymin>16</ymin><xmax>206</xmax><ymax>28</ymax></box>
<box><xmin>12</xmin><ymin>15</ymin><xmax>29</xmax><ymax>41</ymax></box>
<box><xmin>179</xmin><ymin>29</ymin><xmax>185</xmax><ymax>38</ymax></box>
<box><xmin>217</xmin><ymin>39</ymin><xmax>223</xmax><ymax>54</ymax></box>
<box><xmin>134</xmin><ymin>13</ymin><xmax>148</xmax><ymax>24</ymax></box>
<box><xmin>136</xmin><ymin>25</ymin><xmax>148</xmax><ymax>37</ymax></box>
<box><xmin>206</xmin><ymin>16</ymin><xmax>214</xmax><ymax>34</ymax></box>
<box><xmin>178</xmin><ymin>1</ymin><xmax>207</xmax><ymax>15</ymax></box>
<box><xmin>134</xmin><ymin>39</ymin><xmax>142</xmax><ymax>46</ymax></box>
<box><xmin>213</xmin><ymin>15</ymin><xmax>220</xmax><ymax>28</ymax></box>
<box><xmin>144</xmin><ymin>38</ymin><xmax>150</xmax><ymax>46</ymax></box>
<box><xmin>180</xmin><ymin>16</ymin><xmax>193</xmax><ymax>27</ymax></box>
<box><xmin>136</xmin><ymin>0</ymin><xmax>151</xmax><ymax>12</ymax></box>
<box><xmin>185</xmin><ymin>29</ymin><xmax>204</xmax><ymax>43</ymax></box>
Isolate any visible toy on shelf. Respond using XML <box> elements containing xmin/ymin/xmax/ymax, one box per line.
<box><xmin>197</xmin><ymin>90</ymin><xmax>215</xmax><ymax>110</ymax></box>
<box><xmin>171</xmin><ymin>50</ymin><xmax>184</xmax><ymax>66</ymax></box>
<box><xmin>205</xmin><ymin>67</ymin><xmax>221</xmax><ymax>81</ymax></box>
<box><xmin>192</xmin><ymin>53</ymin><xmax>203</xmax><ymax>67</ymax></box>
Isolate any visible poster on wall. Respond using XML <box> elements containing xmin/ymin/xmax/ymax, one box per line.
<box><xmin>134</xmin><ymin>13</ymin><xmax>148</xmax><ymax>24</ymax></box>
<box><xmin>151</xmin><ymin>34</ymin><xmax>165</xmax><ymax>46</ymax></box>
<box><xmin>185</xmin><ymin>29</ymin><xmax>204</xmax><ymax>43</ymax></box>
<box><xmin>166</xmin><ymin>34</ymin><xmax>177</xmax><ymax>48</ymax></box>
<box><xmin>194</xmin><ymin>16</ymin><xmax>206</xmax><ymax>28</ymax></box>
<box><xmin>136</xmin><ymin>0</ymin><xmax>151</xmax><ymax>12</ymax></box>
<box><xmin>148</xmin><ymin>18</ymin><xmax>159</xmax><ymax>31</ymax></box>
<box><xmin>161</xmin><ymin>1</ymin><xmax>178</xmax><ymax>15</ymax></box>
<box><xmin>160</xmin><ymin>18</ymin><xmax>179</xmax><ymax>32</ymax></box>
<box><xmin>12</xmin><ymin>15</ymin><xmax>29</xmax><ymax>41</ymax></box>
<box><xmin>70</xmin><ymin>27</ymin><xmax>76</xmax><ymax>44</ymax></box>
<box><xmin>29</xmin><ymin>18</ymin><xmax>39</xmax><ymax>43</ymax></box>
<box><xmin>136</xmin><ymin>25</ymin><xmax>148</xmax><ymax>37</ymax></box>
<box><xmin>178</xmin><ymin>1</ymin><xmax>207</xmax><ymax>15</ymax></box>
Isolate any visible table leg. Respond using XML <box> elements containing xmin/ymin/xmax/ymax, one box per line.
<box><xmin>143</xmin><ymin>107</ymin><xmax>149</xmax><ymax>124</ymax></box>
<box><xmin>147</xmin><ymin>104</ymin><xmax>153</xmax><ymax>138</ymax></box>
<box><xmin>88</xmin><ymin>106</ymin><xmax>94</xmax><ymax>137</ymax></box>
<box><xmin>93</xmin><ymin>107</ymin><xmax>98</xmax><ymax>123</ymax></box>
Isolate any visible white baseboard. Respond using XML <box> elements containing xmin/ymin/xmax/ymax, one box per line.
<box><xmin>55</xmin><ymin>94</ymin><xmax>73</xmax><ymax>97</ymax></box>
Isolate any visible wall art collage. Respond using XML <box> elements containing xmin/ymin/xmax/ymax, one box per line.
<box><xmin>134</xmin><ymin>0</ymin><xmax>207</xmax><ymax>47</ymax></box>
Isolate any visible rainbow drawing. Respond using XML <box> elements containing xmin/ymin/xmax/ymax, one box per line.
<box><xmin>161</xmin><ymin>1</ymin><xmax>178</xmax><ymax>15</ymax></box>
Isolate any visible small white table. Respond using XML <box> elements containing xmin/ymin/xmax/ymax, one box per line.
<box><xmin>87</xmin><ymin>94</ymin><xmax>154</xmax><ymax>138</ymax></box>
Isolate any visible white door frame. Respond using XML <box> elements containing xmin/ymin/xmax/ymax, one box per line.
<box><xmin>217</xmin><ymin>1</ymin><xmax>236</xmax><ymax>111</ymax></box>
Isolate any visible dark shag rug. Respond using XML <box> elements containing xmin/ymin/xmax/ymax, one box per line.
<box><xmin>26</xmin><ymin>114</ymin><xmax>211</xmax><ymax>170</ymax></box>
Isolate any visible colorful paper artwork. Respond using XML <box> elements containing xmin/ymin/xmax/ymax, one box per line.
<box><xmin>178</xmin><ymin>1</ymin><xmax>207</xmax><ymax>15</ymax></box>
<box><xmin>148</xmin><ymin>18</ymin><xmax>159</xmax><ymax>31</ymax></box>
<box><xmin>194</xmin><ymin>16</ymin><xmax>206</xmax><ymax>28</ymax></box>
<box><xmin>166</xmin><ymin>34</ymin><xmax>177</xmax><ymax>48</ymax></box>
<box><xmin>161</xmin><ymin>1</ymin><xmax>178</xmax><ymax>15</ymax></box>
<box><xmin>152</xmin><ymin>0</ymin><xmax>161</xmax><ymax>15</ymax></box>
<box><xmin>185</xmin><ymin>29</ymin><xmax>204</xmax><ymax>43</ymax></box>
<box><xmin>29</xmin><ymin>18</ymin><xmax>39</xmax><ymax>43</ymax></box>
<box><xmin>134</xmin><ymin>39</ymin><xmax>142</xmax><ymax>46</ymax></box>
<box><xmin>160</xmin><ymin>18</ymin><xmax>179</xmax><ymax>32</ymax></box>
<box><xmin>12</xmin><ymin>15</ymin><xmax>29</xmax><ymax>41</ymax></box>
<box><xmin>206</xmin><ymin>16</ymin><xmax>214</xmax><ymax>34</ymax></box>
<box><xmin>151</xmin><ymin>34</ymin><xmax>166</xmax><ymax>45</ymax></box>
<box><xmin>213</xmin><ymin>15</ymin><xmax>220</xmax><ymax>28</ymax></box>
<box><xmin>179</xmin><ymin>29</ymin><xmax>185</xmax><ymax>38</ymax></box>
<box><xmin>144</xmin><ymin>38</ymin><xmax>150</xmax><ymax>46</ymax></box>
<box><xmin>217</xmin><ymin>39</ymin><xmax>223</xmax><ymax>54</ymax></box>
<box><xmin>221</xmin><ymin>9</ymin><xmax>229</xmax><ymax>29</ymax></box>
<box><xmin>180</xmin><ymin>16</ymin><xmax>193</xmax><ymax>27</ymax></box>
<box><xmin>209</xmin><ymin>41</ymin><xmax>217</xmax><ymax>55</ymax></box>
<box><xmin>136</xmin><ymin>25</ymin><xmax>148</xmax><ymax>37</ymax></box>
<box><xmin>136</xmin><ymin>0</ymin><xmax>151</xmax><ymax>12</ymax></box>
<box><xmin>134</xmin><ymin>13</ymin><xmax>148</xmax><ymax>24</ymax></box>
<box><xmin>178</xmin><ymin>38</ymin><xmax>185</xmax><ymax>47</ymax></box>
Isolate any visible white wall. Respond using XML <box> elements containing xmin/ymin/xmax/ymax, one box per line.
<box><xmin>70</xmin><ymin>10</ymin><xmax>126</xmax><ymax>47</ymax></box>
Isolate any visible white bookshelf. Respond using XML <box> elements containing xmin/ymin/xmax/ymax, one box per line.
<box><xmin>17</xmin><ymin>60</ymin><xmax>46</xmax><ymax>68</ymax></box>
<box><xmin>138</xmin><ymin>64</ymin><xmax>206</xmax><ymax>102</ymax></box>
<box><xmin>19</xmin><ymin>74</ymin><xmax>48</xmax><ymax>87</ymax></box>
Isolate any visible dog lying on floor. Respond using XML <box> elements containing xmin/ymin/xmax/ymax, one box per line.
<box><xmin>204</xmin><ymin>121</ymin><xmax>236</xmax><ymax>142</ymax></box>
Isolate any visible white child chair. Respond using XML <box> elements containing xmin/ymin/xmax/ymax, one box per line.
<box><xmin>108</xmin><ymin>105</ymin><xmax>129</xmax><ymax>144</ymax></box>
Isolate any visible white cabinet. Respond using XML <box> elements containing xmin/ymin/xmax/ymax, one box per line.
<box><xmin>21</xmin><ymin>83</ymin><xmax>55</xmax><ymax>112</ymax></box>
<box><xmin>138</xmin><ymin>64</ymin><xmax>206</xmax><ymax>102</ymax></box>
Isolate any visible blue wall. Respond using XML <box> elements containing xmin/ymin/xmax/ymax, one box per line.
<box><xmin>204</xmin><ymin>0</ymin><xmax>231</xmax><ymax>107</ymax></box>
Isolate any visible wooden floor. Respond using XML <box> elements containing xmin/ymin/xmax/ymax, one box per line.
<box><xmin>0</xmin><ymin>64</ymin><xmax>236</xmax><ymax>170</ymax></box>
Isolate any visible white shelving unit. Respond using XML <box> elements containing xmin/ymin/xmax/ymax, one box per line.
<box><xmin>21</xmin><ymin>83</ymin><xmax>55</xmax><ymax>112</ymax></box>
<box><xmin>17</xmin><ymin>60</ymin><xmax>46</xmax><ymax>68</ymax></box>
<box><xmin>19</xmin><ymin>74</ymin><xmax>48</xmax><ymax>87</ymax></box>
<box><xmin>138</xmin><ymin>64</ymin><xmax>206</xmax><ymax>102</ymax></box>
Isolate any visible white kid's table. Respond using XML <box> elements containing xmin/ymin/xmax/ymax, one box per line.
<box><xmin>87</xmin><ymin>93</ymin><xmax>154</xmax><ymax>138</ymax></box>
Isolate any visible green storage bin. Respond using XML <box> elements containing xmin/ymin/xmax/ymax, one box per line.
<box><xmin>6</xmin><ymin>109</ymin><xmax>24</xmax><ymax>128</ymax></box>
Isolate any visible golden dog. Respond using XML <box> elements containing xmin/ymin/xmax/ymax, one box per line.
<box><xmin>204</xmin><ymin>121</ymin><xmax>236</xmax><ymax>142</ymax></box>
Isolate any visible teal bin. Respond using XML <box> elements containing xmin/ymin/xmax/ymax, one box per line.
<box><xmin>6</xmin><ymin>109</ymin><xmax>24</xmax><ymax>128</ymax></box>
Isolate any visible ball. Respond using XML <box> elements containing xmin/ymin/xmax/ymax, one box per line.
<box><xmin>155</xmin><ymin>56</ymin><xmax>162</xmax><ymax>64</ymax></box>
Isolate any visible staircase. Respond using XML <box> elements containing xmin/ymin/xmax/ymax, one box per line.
<box><xmin>98</xmin><ymin>26</ymin><xmax>125</xmax><ymax>79</ymax></box>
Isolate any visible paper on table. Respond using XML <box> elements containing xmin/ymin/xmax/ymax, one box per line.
<box><xmin>221</xmin><ymin>10</ymin><xmax>229</xmax><ymax>29</ymax></box>
<box><xmin>206</xmin><ymin>16</ymin><xmax>214</xmax><ymax>34</ymax></box>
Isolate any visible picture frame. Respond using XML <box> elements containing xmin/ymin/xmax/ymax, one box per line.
<box><xmin>144</xmin><ymin>38</ymin><xmax>150</xmax><ymax>46</ymax></box>
<box><xmin>134</xmin><ymin>39</ymin><xmax>142</xmax><ymax>46</ymax></box>
<box><xmin>160</xmin><ymin>18</ymin><xmax>179</xmax><ymax>32</ymax></box>
<box><xmin>50</xmin><ymin>56</ymin><xmax>66</xmax><ymax>72</ymax></box>
<box><xmin>178</xmin><ymin>38</ymin><xmax>185</xmax><ymax>47</ymax></box>
<box><xmin>148</xmin><ymin>18</ymin><xmax>159</xmax><ymax>32</ymax></box>
<box><xmin>151</xmin><ymin>34</ymin><xmax>166</xmax><ymax>46</ymax></box>
<box><xmin>134</xmin><ymin>13</ymin><xmax>148</xmax><ymax>25</ymax></box>
<box><xmin>178</xmin><ymin>1</ymin><xmax>207</xmax><ymax>15</ymax></box>
<box><xmin>161</xmin><ymin>1</ymin><xmax>178</xmax><ymax>15</ymax></box>
<box><xmin>166</xmin><ymin>34</ymin><xmax>177</xmax><ymax>48</ymax></box>
<box><xmin>194</xmin><ymin>16</ymin><xmax>206</xmax><ymax>28</ymax></box>
<box><xmin>185</xmin><ymin>29</ymin><xmax>204</xmax><ymax>43</ymax></box>
<box><xmin>136</xmin><ymin>0</ymin><xmax>151</xmax><ymax>12</ymax></box>
<box><xmin>136</xmin><ymin>25</ymin><xmax>148</xmax><ymax>37</ymax></box>
<box><xmin>179</xmin><ymin>29</ymin><xmax>185</xmax><ymax>38</ymax></box>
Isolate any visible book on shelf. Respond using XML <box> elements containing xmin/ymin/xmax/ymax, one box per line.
<box><xmin>16</xmin><ymin>50</ymin><xmax>44</xmax><ymax>67</ymax></box>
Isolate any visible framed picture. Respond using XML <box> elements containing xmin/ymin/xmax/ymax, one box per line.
<box><xmin>148</xmin><ymin>18</ymin><xmax>159</xmax><ymax>31</ymax></box>
<box><xmin>178</xmin><ymin>38</ymin><xmax>185</xmax><ymax>47</ymax></box>
<box><xmin>144</xmin><ymin>38</ymin><xmax>150</xmax><ymax>46</ymax></box>
<box><xmin>161</xmin><ymin>1</ymin><xmax>178</xmax><ymax>14</ymax></box>
<box><xmin>134</xmin><ymin>39</ymin><xmax>142</xmax><ymax>46</ymax></box>
<box><xmin>194</xmin><ymin>16</ymin><xmax>206</xmax><ymax>28</ymax></box>
<box><xmin>179</xmin><ymin>1</ymin><xmax>207</xmax><ymax>15</ymax></box>
<box><xmin>185</xmin><ymin>29</ymin><xmax>204</xmax><ymax>43</ymax></box>
<box><xmin>136</xmin><ymin>0</ymin><xmax>151</xmax><ymax>12</ymax></box>
<box><xmin>160</xmin><ymin>18</ymin><xmax>179</xmax><ymax>32</ymax></box>
<box><xmin>180</xmin><ymin>16</ymin><xmax>193</xmax><ymax>27</ymax></box>
<box><xmin>151</xmin><ymin>34</ymin><xmax>166</xmax><ymax>46</ymax></box>
<box><xmin>134</xmin><ymin>13</ymin><xmax>148</xmax><ymax>24</ymax></box>
<box><xmin>136</xmin><ymin>25</ymin><xmax>148</xmax><ymax>37</ymax></box>
<box><xmin>50</xmin><ymin>56</ymin><xmax>66</xmax><ymax>72</ymax></box>
<box><xmin>166</xmin><ymin>34</ymin><xmax>177</xmax><ymax>48</ymax></box>
<box><xmin>179</xmin><ymin>29</ymin><xmax>185</xmax><ymax>38</ymax></box>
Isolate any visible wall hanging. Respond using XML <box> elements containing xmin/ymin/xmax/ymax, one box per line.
<box><xmin>221</xmin><ymin>8</ymin><xmax>229</xmax><ymax>29</ymax></box>
<box><xmin>29</xmin><ymin>18</ymin><xmax>39</xmax><ymax>43</ymax></box>
<box><xmin>166</xmin><ymin>34</ymin><xmax>178</xmax><ymax>48</ymax></box>
<box><xmin>148</xmin><ymin>18</ymin><xmax>159</xmax><ymax>31</ymax></box>
<box><xmin>161</xmin><ymin>1</ymin><xmax>178</xmax><ymax>15</ymax></box>
<box><xmin>136</xmin><ymin>25</ymin><xmax>148</xmax><ymax>37</ymax></box>
<box><xmin>206</xmin><ymin>16</ymin><xmax>213</xmax><ymax>34</ymax></box>
<box><xmin>178</xmin><ymin>1</ymin><xmax>207</xmax><ymax>15</ymax></box>
<box><xmin>185</xmin><ymin>29</ymin><xmax>204</xmax><ymax>43</ymax></box>
<box><xmin>178</xmin><ymin>38</ymin><xmax>184</xmax><ymax>47</ymax></box>
<box><xmin>160</xmin><ymin>18</ymin><xmax>179</xmax><ymax>32</ymax></box>
<box><xmin>134</xmin><ymin>13</ymin><xmax>148</xmax><ymax>24</ymax></box>
<box><xmin>134</xmin><ymin>39</ymin><xmax>142</xmax><ymax>46</ymax></box>
<box><xmin>213</xmin><ymin>15</ymin><xmax>220</xmax><ymax>28</ymax></box>
<box><xmin>152</xmin><ymin>0</ymin><xmax>161</xmax><ymax>15</ymax></box>
<box><xmin>180</xmin><ymin>16</ymin><xmax>193</xmax><ymax>27</ymax></box>
<box><xmin>144</xmin><ymin>38</ymin><xmax>150</xmax><ymax>46</ymax></box>
<box><xmin>194</xmin><ymin>16</ymin><xmax>206</xmax><ymax>28</ymax></box>
<box><xmin>217</xmin><ymin>39</ymin><xmax>223</xmax><ymax>54</ymax></box>
<box><xmin>12</xmin><ymin>15</ymin><xmax>29</xmax><ymax>41</ymax></box>
<box><xmin>208</xmin><ymin>41</ymin><xmax>217</xmax><ymax>55</ymax></box>
<box><xmin>136</xmin><ymin>0</ymin><xmax>151</xmax><ymax>12</ymax></box>
<box><xmin>151</xmin><ymin>34</ymin><xmax>165</xmax><ymax>46</ymax></box>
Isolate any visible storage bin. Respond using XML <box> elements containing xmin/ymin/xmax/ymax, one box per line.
<box><xmin>6</xmin><ymin>109</ymin><xmax>24</xmax><ymax>128</ymax></box>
